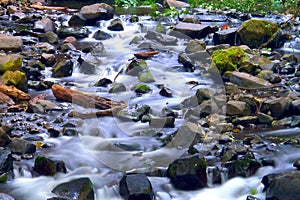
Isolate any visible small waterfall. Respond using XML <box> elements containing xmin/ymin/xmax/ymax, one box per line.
<box><xmin>220</xmin><ymin>167</ymin><xmax>229</xmax><ymax>183</ymax></box>
<box><xmin>206</xmin><ymin>166</ymin><xmax>217</xmax><ymax>188</ymax></box>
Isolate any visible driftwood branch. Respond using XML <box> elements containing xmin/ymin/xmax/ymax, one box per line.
<box><xmin>51</xmin><ymin>84</ymin><xmax>126</xmax><ymax>116</ymax></box>
<box><xmin>0</xmin><ymin>84</ymin><xmax>30</xmax><ymax>100</ymax></box>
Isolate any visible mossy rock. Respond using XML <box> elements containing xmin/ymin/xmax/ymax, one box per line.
<box><xmin>138</xmin><ymin>70</ymin><xmax>155</xmax><ymax>83</ymax></box>
<box><xmin>51</xmin><ymin>60</ymin><xmax>73</xmax><ymax>78</ymax></box>
<box><xmin>126</xmin><ymin>59</ymin><xmax>148</xmax><ymax>76</ymax></box>
<box><xmin>109</xmin><ymin>83</ymin><xmax>126</xmax><ymax>93</ymax></box>
<box><xmin>237</xmin><ymin>19</ymin><xmax>279</xmax><ymax>48</ymax></box>
<box><xmin>33</xmin><ymin>156</ymin><xmax>56</xmax><ymax>176</ymax></box>
<box><xmin>210</xmin><ymin>46</ymin><xmax>249</xmax><ymax>74</ymax></box>
<box><xmin>2</xmin><ymin>70</ymin><xmax>28</xmax><ymax>92</ymax></box>
<box><xmin>0</xmin><ymin>55</ymin><xmax>22</xmax><ymax>73</ymax></box>
<box><xmin>0</xmin><ymin>172</ymin><xmax>7</xmax><ymax>183</ymax></box>
<box><xmin>131</xmin><ymin>83</ymin><xmax>151</xmax><ymax>94</ymax></box>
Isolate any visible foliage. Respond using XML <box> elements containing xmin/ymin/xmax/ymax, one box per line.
<box><xmin>114</xmin><ymin>0</ymin><xmax>156</xmax><ymax>7</ymax></box>
<box><xmin>188</xmin><ymin>0</ymin><xmax>298</xmax><ymax>14</ymax></box>
<box><xmin>151</xmin><ymin>7</ymin><xmax>191</xmax><ymax>20</ymax></box>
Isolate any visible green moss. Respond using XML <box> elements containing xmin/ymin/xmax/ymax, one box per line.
<box><xmin>239</xmin><ymin>19</ymin><xmax>279</xmax><ymax>48</ymax></box>
<box><xmin>2</xmin><ymin>70</ymin><xmax>27</xmax><ymax>91</ymax></box>
<box><xmin>0</xmin><ymin>57</ymin><xmax>22</xmax><ymax>73</ymax></box>
<box><xmin>132</xmin><ymin>83</ymin><xmax>151</xmax><ymax>93</ymax></box>
<box><xmin>0</xmin><ymin>173</ymin><xmax>7</xmax><ymax>183</ymax></box>
<box><xmin>138</xmin><ymin>70</ymin><xmax>155</xmax><ymax>83</ymax></box>
<box><xmin>211</xmin><ymin>46</ymin><xmax>249</xmax><ymax>74</ymax></box>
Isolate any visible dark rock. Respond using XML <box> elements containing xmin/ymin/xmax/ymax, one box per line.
<box><xmin>223</xmin><ymin>158</ymin><xmax>261</xmax><ymax>179</ymax></box>
<box><xmin>159</xmin><ymin>87</ymin><xmax>172</xmax><ymax>97</ymax></box>
<box><xmin>52</xmin><ymin>177</ymin><xmax>95</xmax><ymax>200</ymax></box>
<box><xmin>51</xmin><ymin>60</ymin><xmax>73</xmax><ymax>78</ymax></box>
<box><xmin>293</xmin><ymin>160</ymin><xmax>300</xmax><ymax>170</ymax></box>
<box><xmin>126</xmin><ymin>59</ymin><xmax>148</xmax><ymax>76</ymax></box>
<box><xmin>80</xmin><ymin>3</ymin><xmax>114</xmax><ymax>25</ymax></box>
<box><xmin>33</xmin><ymin>17</ymin><xmax>54</xmax><ymax>33</ymax></box>
<box><xmin>149</xmin><ymin>116</ymin><xmax>175</xmax><ymax>128</ymax></box>
<box><xmin>213</xmin><ymin>28</ymin><xmax>237</xmax><ymax>45</ymax></box>
<box><xmin>196</xmin><ymin>88</ymin><xmax>212</xmax><ymax>105</ymax></box>
<box><xmin>0</xmin><ymin>148</ymin><xmax>13</xmax><ymax>182</ymax></box>
<box><xmin>117</xmin><ymin>104</ymin><xmax>150</xmax><ymax>122</ymax></box>
<box><xmin>261</xmin><ymin>97</ymin><xmax>291</xmax><ymax>118</ymax></box>
<box><xmin>68</xmin><ymin>14</ymin><xmax>86</xmax><ymax>28</ymax></box>
<box><xmin>33</xmin><ymin>156</ymin><xmax>66</xmax><ymax>176</ymax></box>
<box><xmin>257</xmin><ymin>112</ymin><xmax>273</xmax><ymax>124</ymax></box>
<box><xmin>93</xmin><ymin>30</ymin><xmax>112</xmax><ymax>40</ymax></box>
<box><xmin>109</xmin><ymin>83</ymin><xmax>126</xmax><ymax>93</ymax></box>
<box><xmin>41</xmin><ymin>53</ymin><xmax>56</xmax><ymax>67</ymax></box>
<box><xmin>58</xmin><ymin>43</ymin><xmax>76</xmax><ymax>53</ymax></box>
<box><xmin>185</xmin><ymin>39</ymin><xmax>206</xmax><ymax>53</ymax></box>
<box><xmin>8</xmin><ymin>138</ymin><xmax>36</xmax><ymax>154</ymax></box>
<box><xmin>263</xmin><ymin>171</ymin><xmax>300</xmax><ymax>200</ymax></box>
<box><xmin>145</xmin><ymin>30</ymin><xmax>178</xmax><ymax>46</ymax></box>
<box><xmin>172</xmin><ymin>22</ymin><xmax>214</xmax><ymax>39</ymax></box>
<box><xmin>226</xmin><ymin>100</ymin><xmax>251</xmax><ymax>116</ymax></box>
<box><xmin>232</xmin><ymin>116</ymin><xmax>257</xmax><ymax>125</ymax></box>
<box><xmin>0</xmin><ymin>127</ymin><xmax>11</xmax><ymax>147</ymax></box>
<box><xmin>39</xmin><ymin>31</ymin><xmax>58</xmax><ymax>44</ymax></box>
<box><xmin>167</xmin><ymin>154</ymin><xmax>207</xmax><ymax>190</ymax></box>
<box><xmin>119</xmin><ymin>173</ymin><xmax>154</xmax><ymax>200</ymax></box>
<box><xmin>48</xmin><ymin>128</ymin><xmax>60</xmax><ymax>138</ymax></box>
<box><xmin>94</xmin><ymin>78</ymin><xmax>112</xmax><ymax>87</ymax></box>
<box><xmin>107</xmin><ymin>18</ymin><xmax>124</xmax><ymax>31</ymax></box>
<box><xmin>56</xmin><ymin>27</ymin><xmax>90</xmax><ymax>39</ymax></box>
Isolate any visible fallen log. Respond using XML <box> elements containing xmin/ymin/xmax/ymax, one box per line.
<box><xmin>51</xmin><ymin>84</ymin><xmax>126</xmax><ymax>111</ymax></box>
<box><xmin>0</xmin><ymin>84</ymin><xmax>30</xmax><ymax>100</ymax></box>
<box><xmin>134</xmin><ymin>50</ymin><xmax>159</xmax><ymax>59</ymax></box>
<box><xmin>30</xmin><ymin>4</ymin><xmax>69</xmax><ymax>12</ymax></box>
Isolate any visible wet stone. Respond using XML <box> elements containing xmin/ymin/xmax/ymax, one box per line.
<box><xmin>33</xmin><ymin>156</ymin><xmax>66</xmax><ymax>176</ymax></box>
<box><xmin>172</xmin><ymin>22</ymin><xmax>214</xmax><ymax>39</ymax></box>
<box><xmin>0</xmin><ymin>148</ymin><xmax>13</xmax><ymax>182</ymax></box>
<box><xmin>119</xmin><ymin>173</ymin><xmax>154</xmax><ymax>200</ymax></box>
<box><xmin>213</xmin><ymin>28</ymin><xmax>237</xmax><ymax>46</ymax></box>
<box><xmin>93</xmin><ymin>29</ymin><xmax>112</xmax><ymax>40</ymax></box>
<box><xmin>159</xmin><ymin>87</ymin><xmax>172</xmax><ymax>97</ymax></box>
<box><xmin>51</xmin><ymin>60</ymin><xmax>73</xmax><ymax>78</ymax></box>
<box><xmin>223</xmin><ymin>158</ymin><xmax>261</xmax><ymax>179</ymax></box>
<box><xmin>8</xmin><ymin>138</ymin><xmax>36</xmax><ymax>154</ymax></box>
<box><xmin>149</xmin><ymin>116</ymin><xmax>175</xmax><ymax>128</ymax></box>
<box><xmin>109</xmin><ymin>83</ymin><xmax>126</xmax><ymax>93</ymax></box>
<box><xmin>107</xmin><ymin>18</ymin><xmax>124</xmax><ymax>31</ymax></box>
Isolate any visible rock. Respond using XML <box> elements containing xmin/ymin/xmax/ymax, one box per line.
<box><xmin>213</xmin><ymin>28</ymin><xmax>237</xmax><ymax>45</ymax></box>
<box><xmin>63</xmin><ymin>36</ymin><xmax>77</xmax><ymax>44</ymax></box>
<box><xmin>52</xmin><ymin>177</ymin><xmax>95</xmax><ymax>200</ymax></box>
<box><xmin>33</xmin><ymin>17</ymin><xmax>54</xmax><ymax>33</ymax></box>
<box><xmin>178</xmin><ymin>50</ymin><xmax>211</xmax><ymax>69</ymax></box>
<box><xmin>232</xmin><ymin>116</ymin><xmax>257</xmax><ymax>125</ymax></box>
<box><xmin>2</xmin><ymin>70</ymin><xmax>28</xmax><ymax>92</ymax></box>
<box><xmin>68</xmin><ymin>14</ymin><xmax>86</xmax><ymax>28</ymax></box>
<box><xmin>93</xmin><ymin>30</ymin><xmax>112</xmax><ymax>40</ymax></box>
<box><xmin>144</xmin><ymin>30</ymin><xmax>178</xmax><ymax>46</ymax></box>
<box><xmin>129</xmin><ymin>35</ymin><xmax>144</xmax><ymax>45</ymax></box>
<box><xmin>107</xmin><ymin>18</ymin><xmax>124</xmax><ymax>31</ymax></box>
<box><xmin>0</xmin><ymin>148</ymin><xmax>13</xmax><ymax>182</ymax></box>
<box><xmin>94</xmin><ymin>78</ymin><xmax>112</xmax><ymax>87</ymax></box>
<box><xmin>261</xmin><ymin>97</ymin><xmax>291</xmax><ymax>118</ymax></box>
<box><xmin>257</xmin><ymin>112</ymin><xmax>273</xmax><ymax>124</ymax></box>
<box><xmin>0</xmin><ymin>34</ymin><xmax>23</xmax><ymax>51</ymax></box>
<box><xmin>149</xmin><ymin>116</ymin><xmax>175</xmax><ymax>128</ymax></box>
<box><xmin>8</xmin><ymin>138</ymin><xmax>36</xmax><ymax>154</ymax></box>
<box><xmin>51</xmin><ymin>60</ymin><xmax>73</xmax><ymax>78</ymax></box>
<box><xmin>215</xmin><ymin>122</ymin><xmax>234</xmax><ymax>133</ymax></box>
<box><xmin>41</xmin><ymin>53</ymin><xmax>56</xmax><ymax>66</ymax></box>
<box><xmin>167</xmin><ymin>154</ymin><xmax>207</xmax><ymax>190</ymax></box>
<box><xmin>225</xmin><ymin>82</ymin><xmax>241</xmax><ymax>95</ymax></box>
<box><xmin>209</xmin><ymin>46</ymin><xmax>249</xmax><ymax>74</ymax></box>
<box><xmin>0</xmin><ymin>54</ymin><xmax>22</xmax><ymax>73</ymax></box>
<box><xmin>229</xmin><ymin>71</ymin><xmax>272</xmax><ymax>88</ymax></box>
<box><xmin>56</xmin><ymin>27</ymin><xmax>90</xmax><ymax>39</ymax></box>
<box><xmin>291</xmin><ymin>99</ymin><xmax>300</xmax><ymax>114</ymax></box>
<box><xmin>172</xmin><ymin>22</ymin><xmax>213</xmax><ymax>39</ymax></box>
<box><xmin>126</xmin><ymin>59</ymin><xmax>148</xmax><ymax>76</ymax></box>
<box><xmin>163</xmin><ymin>0</ymin><xmax>190</xmax><ymax>8</ymax></box>
<box><xmin>293</xmin><ymin>160</ymin><xmax>300</xmax><ymax>170</ymax></box>
<box><xmin>223</xmin><ymin>158</ymin><xmax>261</xmax><ymax>179</ymax></box>
<box><xmin>39</xmin><ymin>31</ymin><xmax>58</xmax><ymax>44</ymax></box>
<box><xmin>281</xmin><ymin>53</ymin><xmax>298</xmax><ymax>64</ymax></box>
<box><xmin>80</xmin><ymin>3</ymin><xmax>114</xmax><ymax>25</ymax></box>
<box><xmin>109</xmin><ymin>83</ymin><xmax>126</xmax><ymax>93</ymax></box>
<box><xmin>248</xmin><ymin>55</ymin><xmax>275</xmax><ymax>71</ymax></box>
<box><xmin>132</xmin><ymin>83</ymin><xmax>151</xmax><ymax>94</ymax></box>
<box><xmin>138</xmin><ymin>70</ymin><xmax>155</xmax><ymax>83</ymax></box>
<box><xmin>119</xmin><ymin>174</ymin><xmax>154</xmax><ymax>200</ymax></box>
<box><xmin>33</xmin><ymin>156</ymin><xmax>66</xmax><ymax>176</ymax></box>
<box><xmin>0</xmin><ymin>193</ymin><xmax>15</xmax><ymax>200</ymax></box>
<box><xmin>206</xmin><ymin>44</ymin><xmax>230</xmax><ymax>55</ymax></box>
<box><xmin>159</xmin><ymin>86</ymin><xmax>172</xmax><ymax>97</ymax></box>
<box><xmin>58</xmin><ymin>43</ymin><xmax>76</xmax><ymax>53</ymax></box>
<box><xmin>237</xmin><ymin>19</ymin><xmax>282</xmax><ymax>48</ymax></box>
<box><xmin>257</xmin><ymin>70</ymin><xmax>273</xmax><ymax>81</ymax></box>
<box><xmin>0</xmin><ymin>127</ymin><xmax>11</xmax><ymax>147</ymax></box>
<box><xmin>117</xmin><ymin>104</ymin><xmax>150</xmax><ymax>122</ymax></box>
<box><xmin>185</xmin><ymin>39</ymin><xmax>206</xmax><ymax>53</ymax></box>
<box><xmin>196</xmin><ymin>88</ymin><xmax>212</xmax><ymax>104</ymax></box>
<box><xmin>262</xmin><ymin>171</ymin><xmax>300</xmax><ymax>200</ymax></box>
<box><xmin>226</xmin><ymin>100</ymin><xmax>251</xmax><ymax>116</ymax></box>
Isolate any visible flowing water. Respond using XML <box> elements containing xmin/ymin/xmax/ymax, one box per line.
<box><xmin>1</xmin><ymin>13</ymin><xmax>300</xmax><ymax>200</ymax></box>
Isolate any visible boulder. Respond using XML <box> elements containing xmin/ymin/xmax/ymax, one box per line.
<box><xmin>107</xmin><ymin>18</ymin><xmax>124</xmax><ymax>31</ymax></box>
<box><xmin>119</xmin><ymin>174</ymin><xmax>154</xmax><ymax>200</ymax></box>
<box><xmin>178</xmin><ymin>50</ymin><xmax>211</xmax><ymax>70</ymax></box>
<box><xmin>33</xmin><ymin>156</ymin><xmax>66</xmax><ymax>176</ymax></box>
<box><xmin>56</xmin><ymin>27</ymin><xmax>90</xmax><ymax>39</ymax></box>
<box><xmin>257</xmin><ymin>112</ymin><xmax>273</xmax><ymax>124</ymax></box>
<box><xmin>226</xmin><ymin>100</ymin><xmax>251</xmax><ymax>116</ymax></box>
<box><xmin>138</xmin><ymin>70</ymin><xmax>155</xmax><ymax>83</ymax></box>
<box><xmin>8</xmin><ymin>138</ymin><xmax>36</xmax><ymax>154</ymax></box>
<box><xmin>2</xmin><ymin>70</ymin><xmax>28</xmax><ymax>92</ymax></box>
<box><xmin>223</xmin><ymin>158</ymin><xmax>261</xmax><ymax>179</ymax></box>
<box><xmin>196</xmin><ymin>88</ymin><xmax>212</xmax><ymax>104</ymax></box>
<box><xmin>39</xmin><ymin>32</ymin><xmax>58</xmax><ymax>44</ymax></box>
<box><xmin>261</xmin><ymin>97</ymin><xmax>291</xmax><ymax>118</ymax></box>
<box><xmin>80</xmin><ymin>3</ymin><xmax>114</xmax><ymax>25</ymax></box>
<box><xmin>167</xmin><ymin>154</ymin><xmax>207</xmax><ymax>190</ymax></box>
<box><xmin>0</xmin><ymin>148</ymin><xmax>13</xmax><ymax>182</ymax></box>
<box><xmin>0</xmin><ymin>54</ymin><xmax>22</xmax><ymax>73</ymax></box>
<box><xmin>51</xmin><ymin>60</ymin><xmax>73</xmax><ymax>78</ymax></box>
<box><xmin>185</xmin><ymin>39</ymin><xmax>206</xmax><ymax>53</ymax></box>
<box><xmin>68</xmin><ymin>14</ymin><xmax>86</xmax><ymax>28</ymax></box>
<box><xmin>41</xmin><ymin>53</ymin><xmax>56</xmax><ymax>66</ymax></box>
<box><xmin>144</xmin><ymin>30</ymin><xmax>178</xmax><ymax>46</ymax></box>
<box><xmin>0</xmin><ymin>127</ymin><xmax>11</xmax><ymax>147</ymax></box>
<box><xmin>117</xmin><ymin>104</ymin><xmax>150</xmax><ymax>122</ymax></box>
<box><xmin>126</xmin><ymin>59</ymin><xmax>148</xmax><ymax>76</ymax></box>
<box><xmin>52</xmin><ymin>177</ymin><xmax>95</xmax><ymax>200</ymax></box>
<box><xmin>172</xmin><ymin>22</ymin><xmax>214</xmax><ymax>39</ymax></box>
<box><xmin>149</xmin><ymin>116</ymin><xmax>175</xmax><ymax>128</ymax></box>
<box><xmin>237</xmin><ymin>19</ymin><xmax>283</xmax><ymax>48</ymax></box>
<box><xmin>209</xmin><ymin>46</ymin><xmax>249</xmax><ymax>74</ymax></box>
<box><xmin>0</xmin><ymin>34</ymin><xmax>23</xmax><ymax>52</ymax></box>
<box><xmin>262</xmin><ymin>171</ymin><xmax>300</xmax><ymax>200</ymax></box>
<box><xmin>232</xmin><ymin>116</ymin><xmax>257</xmax><ymax>125</ymax></box>
<box><xmin>93</xmin><ymin>30</ymin><xmax>112</xmax><ymax>40</ymax></box>
<box><xmin>109</xmin><ymin>83</ymin><xmax>126</xmax><ymax>93</ymax></box>
<box><xmin>94</xmin><ymin>78</ymin><xmax>112</xmax><ymax>87</ymax></box>
<box><xmin>159</xmin><ymin>86</ymin><xmax>172</xmax><ymax>97</ymax></box>
<box><xmin>33</xmin><ymin>17</ymin><xmax>55</xmax><ymax>33</ymax></box>
<box><xmin>132</xmin><ymin>83</ymin><xmax>151</xmax><ymax>94</ymax></box>
<box><xmin>229</xmin><ymin>71</ymin><xmax>272</xmax><ymax>89</ymax></box>
<box><xmin>213</xmin><ymin>28</ymin><xmax>237</xmax><ymax>45</ymax></box>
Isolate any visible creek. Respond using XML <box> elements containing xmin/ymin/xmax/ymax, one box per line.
<box><xmin>1</xmin><ymin>4</ymin><xmax>300</xmax><ymax>200</ymax></box>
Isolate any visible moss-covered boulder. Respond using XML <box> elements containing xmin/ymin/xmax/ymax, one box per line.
<box><xmin>109</xmin><ymin>83</ymin><xmax>126</xmax><ymax>93</ymax></box>
<box><xmin>209</xmin><ymin>46</ymin><xmax>249</xmax><ymax>74</ymax></box>
<box><xmin>237</xmin><ymin>19</ymin><xmax>281</xmax><ymax>48</ymax></box>
<box><xmin>2</xmin><ymin>70</ymin><xmax>28</xmax><ymax>92</ymax></box>
<box><xmin>51</xmin><ymin>60</ymin><xmax>73</xmax><ymax>78</ymax></box>
<box><xmin>126</xmin><ymin>59</ymin><xmax>148</xmax><ymax>76</ymax></box>
<box><xmin>0</xmin><ymin>54</ymin><xmax>22</xmax><ymax>73</ymax></box>
<box><xmin>107</xmin><ymin>18</ymin><xmax>124</xmax><ymax>31</ymax></box>
<box><xmin>131</xmin><ymin>83</ymin><xmax>151</xmax><ymax>94</ymax></box>
<box><xmin>33</xmin><ymin>156</ymin><xmax>66</xmax><ymax>176</ymax></box>
<box><xmin>138</xmin><ymin>70</ymin><xmax>155</xmax><ymax>83</ymax></box>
